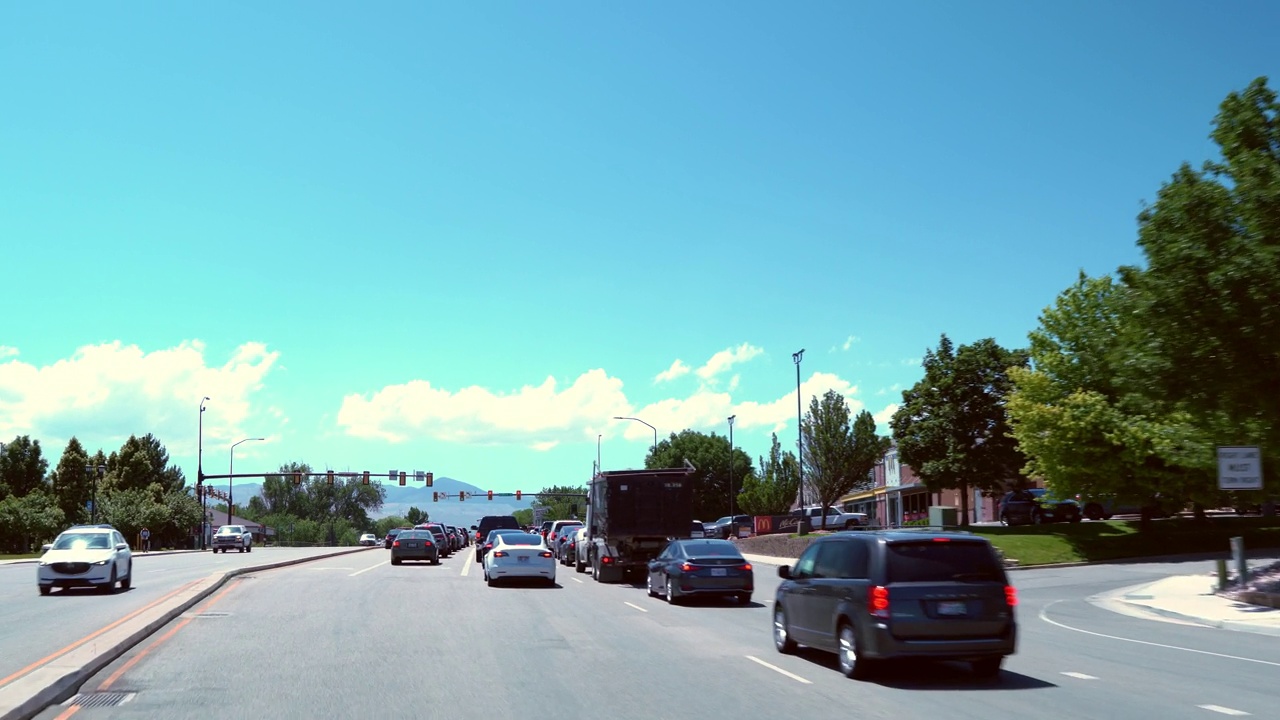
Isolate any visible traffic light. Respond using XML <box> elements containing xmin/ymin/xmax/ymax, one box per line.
<box><xmin>326</xmin><ymin>470</ymin><xmax>334</xmax><ymax>485</ymax></box>
<box><xmin>487</xmin><ymin>490</ymin><xmax>494</xmax><ymax>500</ymax></box>
<box><xmin>425</xmin><ymin>472</ymin><xmax>433</xmax><ymax>487</ymax></box>
<box><xmin>459</xmin><ymin>491</ymin><xmax>465</xmax><ymax>502</ymax></box>
<box><xmin>515</xmin><ymin>490</ymin><xmax>521</xmax><ymax>501</ymax></box>
<box><xmin>399</xmin><ymin>471</ymin><xmax>406</xmax><ymax>487</ymax></box>
<box><xmin>432</xmin><ymin>491</ymin><xmax>439</xmax><ymax>502</ymax></box>
<box><xmin>293</xmin><ymin>472</ymin><xmax>302</xmax><ymax>486</ymax></box>
<box><xmin>362</xmin><ymin>471</ymin><xmax>370</xmax><ymax>485</ymax></box>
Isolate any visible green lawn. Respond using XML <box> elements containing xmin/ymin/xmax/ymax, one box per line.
<box><xmin>0</xmin><ymin>553</ymin><xmax>41</xmax><ymax>561</ymax></box>
<box><xmin>971</xmin><ymin>517</ymin><xmax>1280</xmax><ymax>566</ymax></box>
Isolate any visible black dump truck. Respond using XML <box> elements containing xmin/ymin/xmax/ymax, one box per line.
<box><xmin>581</xmin><ymin>463</ymin><xmax>695</xmax><ymax>583</ymax></box>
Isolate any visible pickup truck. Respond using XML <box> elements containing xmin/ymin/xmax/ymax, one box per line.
<box><xmin>212</xmin><ymin>525</ymin><xmax>253</xmax><ymax>553</ymax></box>
<box><xmin>793</xmin><ymin>506</ymin><xmax>869</xmax><ymax>531</ymax></box>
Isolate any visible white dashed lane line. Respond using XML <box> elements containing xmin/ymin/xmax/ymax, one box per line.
<box><xmin>349</xmin><ymin>561</ymin><xmax>386</xmax><ymax>577</ymax></box>
<box><xmin>460</xmin><ymin>557</ymin><xmax>472</xmax><ymax>577</ymax></box>
<box><xmin>745</xmin><ymin>655</ymin><xmax>812</xmax><ymax>684</ymax></box>
<box><xmin>1198</xmin><ymin>705</ymin><xmax>1250</xmax><ymax>716</ymax></box>
<box><xmin>623</xmin><ymin>602</ymin><xmax>648</xmax><ymax>613</ymax></box>
<box><xmin>1060</xmin><ymin>671</ymin><xmax>1098</xmax><ymax>680</ymax></box>
<box><xmin>571</xmin><ymin>577</ymin><xmax>583</xmax><ymax>584</ymax></box>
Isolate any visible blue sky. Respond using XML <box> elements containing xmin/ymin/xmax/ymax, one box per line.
<box><xmin>2</xmin><ymin>2</ymin><xmax>1276</xmax><ymax>496</ymax></box>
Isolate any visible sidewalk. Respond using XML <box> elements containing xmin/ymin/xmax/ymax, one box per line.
<box><xmin>0</xmin><ymin>548</ymin><xmax>203</xmax><ymax>566</ymax></box>
<box><xmin>741</xmin><ymin>552</ymin><xmax>1280</xmax><ymax>637</ymax></box>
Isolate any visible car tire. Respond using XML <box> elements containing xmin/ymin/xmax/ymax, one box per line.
<box><xmin>666</xmin><ymin>577</ymin><xmax>681</xmax><ymax>605</ymax></box>
<box><xmin>1084</xmin><ymin>503</ymin><xmax>1104</xmax><ymax>521</ymax></box>
<box><xmin>736</xmin><ymin>592</ymin><xmax>751</xmax><ymax>605</ymax></box>
<box><xmin>1000</xmin><ymin>512</ymin><xmax>1011</xmax><ymax>526</ymax></box>
<box><xmin>773</xmin><ymin>606</ymin><xmax>796</xmax><ymax>654</ymax></box>
<box><xmin>971</xmin><ymin>656</ymin><xmax>1003</xmax><ymax>678</ymax></box>
<box><xmin>120</xmin><ymin>563</ymin><xmax>132</xmax><ymax>590</ymax></box>
<box><xmin>575</xmin><ymin>555</ymin><xmax>586</xmax><ymax>574</ymax></box>
<box><xmin>647</xmin><ymin>575</ymin><xmax>659</xmax><ymax>598</ymax></box>
<box><xmin>101</xmin><ymin>567</ymin><xmax>118</xmax><ymax>594</ymax></box>
<box><xmin>391</xmin><ymin>558</ymin><xmax>400</xmax><ymax>565</ymax></box>
<box><xmin>487</xmin><ymin>574</ymin><xmax>496</xmax><ymax>587</ymax></box>
<box><xmin>844</xmin><ymin>520</ymin><xmax>857</xmax><ymax>530</ymax></box>
<box><xmin>1032</xmin><ymin>511</ymin><xmax>1045</xmax><ymax>525</ymax></box>
<box><xmin>246</xmin><ymin>544</ymin><xmax>252</xmax><ymax>552</ymax></box>
<box><xmin>1069</xmin><ymin>512</ymin><xmax>1082</xmax><ymax>523</ymax></box>
<box><xmin>432</xmin><ymin>556</ymin><xmax>440</xmax><ymax>565</ymax></box>
<box><xmin>39</xmin><ymin>585</ymin><xmax>50</xmax><ymax>596</ymax></box>
<box><xmin>838</xmin><ymin>623</ymin><xmax>874</xmax><ymax>679</ymax></box>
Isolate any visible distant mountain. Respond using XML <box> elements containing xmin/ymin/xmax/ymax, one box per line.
<box><xmin>206</xmin><ymin>477</ymin><xmax>534</xmax><ymax>530</ymax></box>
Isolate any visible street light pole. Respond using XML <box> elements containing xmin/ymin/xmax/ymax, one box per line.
<box><xmin>597</xmin><ymin>434</ymin><xmax>602</xmax><ymax>474</ymax></box>
<box><xmin>794</xmin><ymin>349</ymin><xmax>806</xmax><ymax>535</ymax></box>
<box><xmin>612</xmin><ymin>416</ymin><xmax>658</xmax><ymax>460</ymax></box>
<box><xmin>198</xmin><ymin>396</ymin><xmax>209</xmax><ymax>550</ymax></box>
<box><xmin>229</xmin><ymin>437</ymin><xmax>265</xmax><ymax>526</ymax></box>
<box><xmin>728</xmin><ymin>415</ymin><xmax>736</xmax><ymax>537</ymax></box>
<box><xmin>84</xmin><ymin>464</ymin><xmax>106</xmax><ymax>524</ymax></box>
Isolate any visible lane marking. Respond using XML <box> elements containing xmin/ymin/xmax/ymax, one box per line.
<box><xmin>1040</xmin><ymin>601</ymin><xmax>1280</xmax><ymax>668</ymax></box>
<box><xmin>349</xmin><ymin>561</ymin><xmax>387</xmax><ymax>577</ymax></box>
<box><xmin>1061</xmin><ymin>671</ymin><xmax>1099</xmax><ymax>680</ymax></box>
<box><xmin>623</xmin><ymin>602</ymin><xmax>648</xmax><ymax>613</ymax></box>
<box><xmin>461</xmin><ymin>557</ymin><xmax>472</xmax><ymax>577</ymax></box>
<box><xmin>745</xmin><ymin>655</ymin><xmax>812</xmax><ymax>684</ymax></box>
<box><xmin>572</xmin><ymin>577</ymin><xmax>584</xmax><ymax>584</ymax></box>
<box><xmin>97</xmin><ymin>580</ymin><xmax>242</xmax><ymax>691</ymax></box>
<box><xmin>0</xmin><ymin>579</ymin><xmax>203</xmax><ymax>689</ymax></box>
<box><xmin>1199</xmin><ymin>705</ymin><xmax>1250</xmax><ymax>716</ymax></box>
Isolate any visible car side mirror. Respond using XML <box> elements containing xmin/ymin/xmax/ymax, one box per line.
<box><xmin>777</xmin><ymin>565</ymin><xmax>792</xmax><ymax>579</ymax></box>
<box><xmin>116</xmin><ymin>543</ymin><xmax>128</xmax><ymax>550</ymax></box>
<box><xmin>42</xmin><ymin>543</ymin><xmax>52</xmax><ymax>552</ymax></box>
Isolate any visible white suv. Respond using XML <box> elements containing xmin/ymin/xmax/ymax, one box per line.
<box><xmin>38</xmin><ymin>525</ymin><xmax>133</xmax><ymax>595</ymax></box>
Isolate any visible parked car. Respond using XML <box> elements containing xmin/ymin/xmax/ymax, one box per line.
<box><xmin>999</xmin><ymin>488</ymin><xmax>1080</xmax><ymax>525</ymax></box>
<box><xmin>390</xmin><ymin>529</ymin><xmax>440</xmax><ymax>565</ymax></box>
<box><xmin>212</xmin><ymin>524</ymin><xmax>253</xmax><ymax>553</ymax></box>
<box><xmin>793</xmin><ymin>506</ymin><xmax>870</xmax><ymax>531</ymax></box>
<box><xmin>646</xmin><ymin>539</ymin><xmax>753</xmax><ymax>605</ymax></box>
<box><xmin>706</xmin><ymin>515</ymin><xmax>751</xmax><ymax>539</ymax></box>
<box><xmin>477</xmin><ymin>528</ymin><xmax>528</xmax><ymax>563</ymax></box>
<box><xmin>1078</xmin><ymin>496</ymin><xmax>1172</xmax><ymax>521</ymax></box>
<box><xmin>358</xmin><ymin>533</ymin><xmax>378</xmax><ymax>546</ymax></box>
<box><xmin>689</xmin><ymin>521</ymin><xmax>706</xmax><ymax>539</ymax></box>
<box><xmin>37</xmin><ymin>524</ymin><xmax>134</xmax><ymax>595</ymax></box>
<box><xmin>483</xmin><ymin>532</ymin><xmax>556</xmax><ymax>586</ymax></box>
<box><xmin>773</xmin><ymin>530</ymin><xmax>1016</xmax><ymax>679</ymax></box>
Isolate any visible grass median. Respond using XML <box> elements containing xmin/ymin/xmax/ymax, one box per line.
<box><xmin>735</xmin><ymin>517</ymin><xmax>1280</xmax><ymax>567</ymax></box>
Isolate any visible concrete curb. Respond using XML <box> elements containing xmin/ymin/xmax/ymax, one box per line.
<box><xmin>0</xmin><ymin>546</ymin><xmax>375</xmax><ymax>720</ymax></box>
<box><xmin>0</xmin><ymin>549</ymin><xmax>204</xmax><ymax>567</ymax></box>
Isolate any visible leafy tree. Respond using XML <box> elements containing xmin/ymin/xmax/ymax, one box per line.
<box><xmin>0</xmin><ymin>489</ymin><xmax>65</xmax><ymax>553</ymax></box>
<box><xmin>737</xmin><ymin>433</ymin><xmax>800</xmax><ymax>515</ymax></box>
<box><xmin>647</xmin><ymin>429</ymin><xmax>754</xmax><ymax>521</ymax></box>
<box><xmin>405</xmin><ymin>506</ymin><xmax>429</xmax><ymax>524</ymax></box>
<box><xmin>0</xmin><ymin>435</ymin><xmax>49</xmax><ymax>500</ymax></box>
<box><xmin>801</xmin><ymin>392</ymin><xmax>889</xmax><ymax>518</ymax></box>
<box><xmin>1119</xmin><ymin>76</ymin><xmax>1280</xmax><ymax>478</ymax></box>
<box><xmin>533</xmin><ymin>484</ymin><xmax>588</xmax><ymax>521</ymax></box>
<box><xmin>374</xmin><ymin>515</ymin><xmax>410</xmax><ymax>537</ymax></box>
<box><xmin>1007</xmin><ymin>274</ymin><xmax>1214</xmax><ymax>524</ymax></box>
<box><xmin>513</xmin><ymin>508</ymin><xmax>534</xmax><ymax>526</ymax></box>
<box><xmin>891</xmin><ymin>335</ymin><xmax>1029</xmax><ymax>525</ymax></box>
<box><xmin>50</xmin><ymin>437</ymin><xmax>92</xmax><ymax>525</ymax></box>
<box><xmin>108</xmin><ymin>434</ymin><xmax>185</xmax><ymax>494</ymax></box>
<box><xmin>261</xmin><ymin>462</ymin><xmax>315</xmax><ymax>518</ymax></box>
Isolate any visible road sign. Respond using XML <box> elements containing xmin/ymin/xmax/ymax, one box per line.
<box><xmin>1218</xmin><ymin>446</ymin><xmax>1263</xmax><ymax>490</ymax></box>
<box><xmin>415</xmin><ymin>470</ymin><xmax>425</xmax><ymax>483</ymax></box>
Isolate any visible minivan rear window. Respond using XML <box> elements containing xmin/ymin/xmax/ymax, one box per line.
<box><xmin>885</xmin><ymin>541</ymin><xmax>1004</xmax><ymax>583</ymax></box>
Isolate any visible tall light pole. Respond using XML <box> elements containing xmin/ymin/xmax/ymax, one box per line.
<box><xmin>728</xmin><ymin>414</ymin><xmax>736</xmax><ymax>537</ymax></box>
<box><xmin>794</xmin><ymin>349</ymin><xmax>806</xmax><ymax>535</ymax></box>
<box><xmin>228</xmin><ymin>437</ymin><xmax>264</xmax><ymax>525</ymax></box>
<box><xmin>84</xmin><ymin>464</ymin><xmax>106</xmax><ymax>524</ymax></box>
<box><xmin>198</xmin><ymin>396</ymin><xmax>209</xmax><ymax>550</ymax></box>
<box><xmin>597</xmin><ymin>434</ymin><xmax>602</xmax><ymax>474</ymax></box>
<box><xmin>613</xmin><ymin>416</ymin><xmax>658</xmax><ymax>461</ymax></box>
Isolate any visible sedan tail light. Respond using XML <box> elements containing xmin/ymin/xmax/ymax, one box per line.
<box><xmin>539</xmin><ymin>551</ymin><xmax>553</xmax><ymax>558</ymax></box>
<box><xmin>493</xmin><ymin>551</ymin><xmax>508</xmax><ymax>558</ymax></box>
<box><xmin>740</xmin><ymin>563</ymin><xmax>753</xmax><ymax>571</ymax></box>
<box><xmin>680</xmin><ymin>562</ymin><xmax>694</xmax><ymax>572</ymax></box>
<box><xmin>392</xmin><ymin>540</ymin><xmax>400</xmax><ymax>548</ymax></box>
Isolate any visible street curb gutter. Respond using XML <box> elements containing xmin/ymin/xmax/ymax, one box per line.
<box><xmin>0</xmin><ymin>546</ymin><xmax>374</xmax><ymax>720</ymax></box>
<box><xmin>1119</xmin><ymin>601</ymin><xmax>1280</xmax><ymax>637</ymax></box>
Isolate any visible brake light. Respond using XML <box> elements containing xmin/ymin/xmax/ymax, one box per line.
<box><xmin>601</xmin><ymin>556</ymin><xmax>613</xmax><ymax>564</ymax></box>
<box><xmin>1005</xmin><ymin>585</ymin><xmax>1018</xmax><ymax>607</ymax></box>
<box><xmin>932</xmin><ymin>537</ymin><xmax>950</xmax><ymax>542</ymax></box>
<box><xmin>868</xmin><ymin>585</ymin><xmax>890</xmax><ymax>619</ymax></box>
<box><xmin>493</xmin><ymin>551</ymin><xmax>507</xmax><ymax>558</ymax></box>
<box><xmin>424</xmin><ymin>540</ymin><xmax>433</xmax><ymax>546</ymax></box>
<box><xmin>680</xmin><ymin>563</ymin><xmax>694</xmax><ymax>572</ymax></box>
<box><xmin>392</xmin><ymin>540</ymin><xmax>400</xmax><ymax>548</ymax></box>
<box><xmin>741</xmin><ymin>563</ymin><xmax>753</xmax><ymax>571</ymax></box>
<box><xmin>540</xmin><ymin>551</ymin><xmax>553</xmax><ymax>558</ymax></box>
<box><xmin>485</xmin><ymin>543</ymin><xmax>492</xmax><ymax>550</ymax></box>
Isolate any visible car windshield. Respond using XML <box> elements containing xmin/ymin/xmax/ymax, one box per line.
<box><xmin>53</xmin><ymin>533</ymin><xmax>111</xmax><ymax>550</ymax></box>
<box><xmin>218</xmin><ymin>526</ymin><xmax>243</xmax><ymax>534</ymax></box>
<box><xmin>679</xmin><ymin>540</ymin><xmax>741</xmax><ymax>557</ymax></box>
<box><xmin>886</xmin><ymin>541</ymin><xmax>1004</xmax><ymax>583</ymax></box>
<box><xmin>498</xmin><ymin>533</ymin><xmax>544</xmax><ymax>546</ymax></box>
<box><xmin>486</xmin><ymin>529</ymin><xmax>524</xmax><ymax>542</ymax></box>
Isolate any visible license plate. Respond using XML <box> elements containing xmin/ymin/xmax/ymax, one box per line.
<box><xmin>518</xmin><ymin>556</ymin><xmax>529</xmax><ymax>563</ymax></box>
<box><xmin>711</xmin><ymin>568</ymin><xmax>726</xmax><ymax>577</ymax></box>
<box><xmin>937</xmin><ymin>601</ymin><xmax>967</xmax><ymax>616</ymax></box>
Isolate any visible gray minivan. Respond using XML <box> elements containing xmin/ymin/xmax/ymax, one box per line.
<box><xmin>773</xmin><ymin>530</ymin><xmax>1016</xmax><ymax>680</ymax></box>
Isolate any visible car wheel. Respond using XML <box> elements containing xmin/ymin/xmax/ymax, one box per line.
<box><xmin>432</xmin><ymin>556</ymin><xmax>440</xmax><ymax>565</ymax></box>
<box><xmin>120</xmin><ymin>563</ymin><xmax>132</xmax><ymax>590</ymax></box>
<box><xmin>1032</xmin><ymin>511</ymin><xmax>1045</xmax><ymax>525</ymax></box>
<box><xmin>773</xmin><ymin>606</ymin><xmax>796</xmax><ymax>654</ymax></box>
<box><xmin>999</xmin><ymin>512</ymin><xmax>1011</xmax><ymax>526</ymax></box>
<box><xmin>1069</xmin><ymin>512</ymin><xmax>1082</xmax><ymax>523</ymax></box>
<box><xmin>666</xmin><ymin>577</ymin><xmax>681</xmax><ymax>605</ymax></box>
<box><xmin>487</xmin><ymin>574</ymin><xmax>496</xmax><ymax>587</ymax></box>
<box><xmin>39</xmin><ymin>585</ymin><xmax>50</xmax><ymax>596</ymax></box>
<box><xmin>575</xmin><ymin>555</ymin><xmax>586</xmax><ymax>574</ymax></box>
<box><xmin>844</xmin><ymin>520</ymin><xmax>857</xmax><ymax>530</ymax></box>
<box><xmin>736</xmin><ymin>592</ymin><xmax>751</xmax><ymax>604</ymax></box>
<box><xmin>647</xmin><ymin>575</ymin><xmax>658</xmax><ymax>598</ymax></box>
<box><xmin>246</xmin><ymin>544</ymin><xmax>252</xmax><ymax>552</ymax></box>
<box><xmin>838</xmin><ymin>623</ymin><xmax>874</xmax><ymax>679</ymax></box>
<box><xmin>101</xmin><ymin>566</ymin><xmax>118</xmax><ymax>594</ymax></box>
<box><xmin>1084</xmin><ymin>503</ymin><xmax>1104</xmax><ymax>521</ymax></box>
<box><xmin>971</xmin><ymin>656</ymin><xmax>1003</xmax><ymax>678</ymax></box>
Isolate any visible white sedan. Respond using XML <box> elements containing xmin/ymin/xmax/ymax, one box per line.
<box><xmin>358</xmin><ymin>533</ymin><xmax>378</xmax><ymax>546</ymax></box>
<box><xmin>483</xmin><ymin>532</ymin><xmax>556</xmax><ymax>587</ymax></box>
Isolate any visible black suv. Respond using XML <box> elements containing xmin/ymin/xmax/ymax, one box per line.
<box><xmin>472</xmin><ymin>515</ymin><xmax>521</xmax><ymax>561</ymax></box>
<box><xmin>773</xmin><ymin>530</ymin><xmax>1016</xmax><ymax>680</ymax></box>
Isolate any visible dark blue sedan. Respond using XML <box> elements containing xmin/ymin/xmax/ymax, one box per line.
<box><xmin>646</xmin><ymin>539</ymin><xmax>754</xmax><ymax>605</ymax></box>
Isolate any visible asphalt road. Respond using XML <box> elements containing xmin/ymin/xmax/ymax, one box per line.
<box><xmin>0</xmin><ymin>547</ymin><xmax>375</xmax><ymax>693</ymax></box>
<box><xmin>29</xmin><ymin>552</ymin><xmax>1280</xmax><ymax>720</ymax></box>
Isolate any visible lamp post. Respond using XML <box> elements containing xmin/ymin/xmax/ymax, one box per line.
<box><xmin>794</xmin><ymin>349</ymin><xmax>806</xmax><ymax>535</ymax></box>
<box><xmin>198</xmin><ymin>396</ymin><xmax>209</xmax><ymax>550</ymax></box>
<box><xmin>728</xmin><ymin>414</ymin><xmax>736</xmax><ymax>538</ymax></box>
<box><xmin>84</xmin><ymin>464</ymin><xmax>106</xmax><ymax>524</ymax></box>
<box><xmin>597</xmin><ymin>434</ymin><xmax>602</xmax><ymax>474</ymax></box>
<box><xmin>229</xmin><ymin>437</ymin><xmax>264</xmax><ymax>525</ymax></box>
<box><xmin>612</xmin><ymin>416</ymin><xmax>658</xmax><ymax>459</ymax></box>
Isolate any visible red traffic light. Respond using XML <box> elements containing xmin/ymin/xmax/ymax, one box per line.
<box><xmin>515</xmin><ymin>490</ymin><xmax>521</xmax><ymax>501</ymax></box>
<box><xmin>432</xmin><ymin>492</ymin><xmax>439</xmax><ymax>502</ymax></box>
<box><xmin>487</xmin><ymin>490</ymin><xmax>493</xmax><ymax>500</ymax></box>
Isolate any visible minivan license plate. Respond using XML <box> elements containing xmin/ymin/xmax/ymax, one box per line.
<box><xmin>937</xmin><ymin>601</ymin><xmax>967</xmax><ymax>616</ymax></box>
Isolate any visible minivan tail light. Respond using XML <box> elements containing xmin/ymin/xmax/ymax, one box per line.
<box><xmin>1005</xmin><ymin>585</ymin><xmax>1018</xmax><ymax>607</ymax></box>
<box><xmin>868</xmin><ymin>585</ymin><xmax>890</xmax><ymax>619</ymax></box>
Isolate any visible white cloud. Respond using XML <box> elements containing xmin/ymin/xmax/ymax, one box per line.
<box><xmin>901</xmin><ymin>357</ymin><xmax>921</xmax><ymax>366</ymax></box>
<box><xmin>873</xmin><ymin>403</ymin><xmax>899</xmax><ymax>427</ymax></box>
<box><xmin>0</xmin><ymin>341</ymin><xmax>280</xmax><ymax>457</ymax></box>
<box><xmin>695</xmin><ymin>343</ymin><xmax>763</xmax><ymax>382</ymax></box>
<box><xmin>0</xmin><ymin>346</ymin><xmax>18</xmax><ymax>359</ymax></box>
<box><xmin>875</xmin><ymin>383</ymin><xmax>902</xmax><ymax>397</ymax></box>
<box><xmin>843</xmin><ymin>335</ymin><xmax>860</xmax><ymax>351</ymax></box>
<box><xmin>337</xmin><ymin>368</ymin><xmax>632</xmax><ymax>446</ymax></box>
<box><xmin>654</xmin><ymin>359</ymin><xmax>691</xmax><ymax>383</ymax></box>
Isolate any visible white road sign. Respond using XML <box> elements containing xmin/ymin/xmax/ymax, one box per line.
<box><xmin>1217</xmin><ymin>446</ymin><xmax>1263</xmax><ymax>490</ymax></box>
